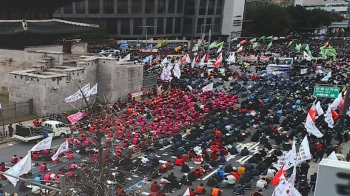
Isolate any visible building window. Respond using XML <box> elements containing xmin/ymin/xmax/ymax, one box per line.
<box><xmin>106</xmin><ymin>19</ymin><xmax>118</xmax><ymax>34</ymax></box>
<box><xmin>184</xmin><ymin>18</ymin><xmax>193</xmax><ymax>34</ymax></box>
<box><xmin>185</xmin><ymin>0</ymin><xmax>195</xmax><ymax>15</ymax></box>
<box><xmin>158</xmin><ymin>0</ymin><xmax>166</xmax><ymax>14</ymax></box>
<box><xmin>177</xmin><ymin>0</ymin><xmax>184</xmax><ymax>13</ymax></box>
<box><xmin>103</xmin><ymin>0</ymin><xmax>114</xmax><ymax>14</ymax></box>
<box><xmin>233</xmin><ymin>20</ymin><xmax>242</xmax><ymax>26</ymax></box>
<box><xmin>157</xmin><ymin>18</ymin><xmax>164</xmax><ymax>34</ymax></box>
<box><xmin>76</xmin><ymin>1</ymin><xmax>85</xmax><ymax>14</ymax></box>
<box><xmin>214</xmin><ymin>18</ymin><xmax>221</xmax><ymax>32</ymax></box>
<box><xmin>146</xmin><ymin>18</ymin><xmax>155</xmax><ymax>35</ymax></box>
<box><xmin>131</xmin><ymin>0</ymin><xmax>142</xmax><ymax>14</ymax></box>
<box><xmin>174</xmin><ymin>18</ymin><xmax>181</xmax><ymax>33</ymax></box>
<box><xmin>197</xmin><ymin>18</ymin><xmax>204</xmax><ymax>33</ymax></box>
<box><xmin>145</xmin><ymin>0</ymin><xmax>154</xmax><ymax>14</ymax></box>
<box><xmin>64</xmin><ymin>3</ymin><xmax>73</xmax><ymax>14</ymax></box>
<box><xmin>54</xmin><ymin>8</ymin><xmax>61</xmax><ymax>14</ymax></box>
<box><xmin>208</xmin><ymin>0</ymin><xmax>215</xmax><ymax>15</ymax></box>
<box><xmin>117</xmin><ymin>0</ymin><xmax>128</xmax><ymax>14</ymax></box>
<box><xmin>166</xmin><ymin>18</ymin><xmax>173</xmax><ymax>34</ymax></box>
<box><xmin>168</xmin><ymin>1</ymin><xmax>175</xmax><ymax>13</ymax></box>
<box><xmin>133</xmin><ymin>18</ymin><xmax>143</xmax><ymax>35</ymax></box>
<box><xmin>199</xmin><ymin>0</ymin><xmax>206</xmax><ymax>15</ymax></box>
<box><xmin>216</xmin><ymin>0</ymin><xmax>223</xmax><ymax>15</ymax></box>
<box><xmin>121</xmin><ymin>19</ymin><xmax>130</xmax><ymax>35</ymax></box>
<box><xmin>88</xmin><ymin>0</ymin><xmax>100</xmax><ymax>14</ymax></box>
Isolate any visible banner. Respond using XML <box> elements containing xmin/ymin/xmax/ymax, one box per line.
<box><xmin>67</xmin><ymin>112</ymin><xmax>86</xmax><ymax>125</ymax></box>
<box><xmin>327</xmin><ymin>151</ymin><xmax>338</xmax><ymax>161</ymax></box>
<box><xmin>65</xmin><ymin>90</ymin><xmax>83</xmax><ymax>104</ymax></box>
<box><xmin>315</xmin><ymin>101</ymin><xmax>324</xmax><ymax>118</ymax></box>
<box><xmin>202</xmin><ymin>83</ymin><xmax>213</xmax><ymax>92</ymax></box>
<box><xmin>120</xmin><ymin>54</ymin><xmax>130</xmax><ymax>61</ymax></box>
<box><xmin>51</xmin><ymin>141</ymin><xmax>69</xmax><ymax>160</ymax></box>
<box><xmin>294</xmin><ymin>136</ymin><xmax>312</xmax><ymax>167</ymax></box>
<box><xmin>5</xmin><ymin>153</ymin><xmax>32</xmax><ymax>186</ymax></box>
<box><xmin>161</xmin><ymin>57</ymin><xmax>168</xmax><ymax>65</ymax></box>
<box><xmin>30</xmin><ymin>136</ymin><xmax>52</xmax><ymax>152</ymax></box>
<box><xmin>273</xmin><ymin>141</ymin><xmax>296</xmax><ymax>170</ymax></box>
<box><xmin>87</xmin><ymin>83</ymin><xmax>98</xmax><ymax>97</ymax></box>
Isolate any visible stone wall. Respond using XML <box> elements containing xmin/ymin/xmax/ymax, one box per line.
<box><xmin>25</xmin><ymin>45</ymin><xmax>63</xmax><ymax>52</ymax></box>
<box><xmin>71</xmin><ymin>43</ymin><xmax>88</xmax><ymax>54</ymax></box>
<box><xmin>96</xmin><ymin>59</ymin><xmax>143</xmax><ymax>103</ymax></box>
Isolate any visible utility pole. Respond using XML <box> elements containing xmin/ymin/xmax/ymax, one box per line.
<box><xmin>138</xmin><ymin>25</ymin><xmax>157</xmax><ymax>47</ymax></box>
<box><xmin>339</xmin><ymin>85</ymin><xmax>350</xmax><ymax>131</ymax></box>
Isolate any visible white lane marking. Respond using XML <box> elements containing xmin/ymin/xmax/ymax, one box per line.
<box><xmin>142</xmin><ymin>192</ymin><xmax>150</xmax><ymax>195</ymax></box>
<box><xmin>159</xmin><ymin>160</ymin><xmax>167</xmax><ymax>164</ymax></box>
<box><xmin>202</xmin><ymin>142</ymin><xmax>259</xmax><ymax>180</ymax></box>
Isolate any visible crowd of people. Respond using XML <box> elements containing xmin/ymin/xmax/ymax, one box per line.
<box><xmin>2</xmin><ymin>30</ymin><xmax>350</xmax><ymax>196</ymax></box>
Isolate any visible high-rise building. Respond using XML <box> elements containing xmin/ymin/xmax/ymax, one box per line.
<box><xmin>53</xmin><ymin>0</ymin><xmax>226</xmax><ymax>39</ymax></box>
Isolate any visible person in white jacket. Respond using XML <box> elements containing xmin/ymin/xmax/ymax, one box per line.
<box><xmin>256</xmin><ymin>177</ymin><xmax>268</xmax><ymax>189</ymax></box>
<box><xmin>227</xmin><ymin>174</ymin><xmax>236</xmax><ymax>185</ymax></box>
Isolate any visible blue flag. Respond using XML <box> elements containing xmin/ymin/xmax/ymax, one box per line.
<box><xmin>120</xmin><ymin>42</ymin><xmax>128</xmax><ymax>50</ymax></box>
<box><xmin>143</xmin><ymin>55</ymin><xmax>153</xmax><ymax>63</ymax></box>
<box><xmin>136</xmin><ymin>43</ymin><xmax>141</xmax><ymax>48</ymax></box>
<box><xmin>145</xmin><ymin>44</ymin><xmax>153</xmax><ymax>50</ymax></box>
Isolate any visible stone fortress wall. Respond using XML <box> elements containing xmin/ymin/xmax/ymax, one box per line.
<box><xmin>1</xmin><ymin>43</ymin><xmax>143</xmax><ymax>116</ymax></box>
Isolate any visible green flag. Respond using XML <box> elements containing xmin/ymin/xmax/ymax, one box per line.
<box><xmin>216</xmin><ymin>41</ymin><xmax>224</xmax><ymax>47</ymax></box>
<box><xmin>288</xmin><ymin>40</ymin><xmax>293</xmax><ymax>46</ymax></box>
<box><xmin>209</xmin><ymin>41</ymin><xmax>218</xmax><ymax>49</ymax></box>
<box><xmin>266</xmin><ymin>35</ymin><xmax>274</xmax><ymax>40</ymax></box>
<box><xmin>252</xmin><ymin>42</ymin><xmax>259</xmax><ymax>49</ymax></box>
<box><xmin>267</xmin><ymin>42</ymin><xmax>273</xmax><ymax>50</ymax></box>
<box><xmin>231</xmin><ymin>37</ymin><xmax>238</xmax><ymax>42</ymax></box>
<box><xmin>258</xmin><ymin>36</ymin><xmax>265</xmax><ymax>41</ymax></box>
<box><xmin>295</xmin><ymin>44</ymin><xmax>301</xmax><ymax>52</ymax></box>
<box><xmin>154</xmin><ymin>43</ymin><xmax>162</xmax><ymax>49</ymax></box>
<box><xmin>250</xmin><ymin>38</ymin><xmax>257</xmax><ymax>43</ymax></box>
<box><xmin>341</xmin><ymin>28</ymin><xmax>345</xmax><ymax>33</ymax></box>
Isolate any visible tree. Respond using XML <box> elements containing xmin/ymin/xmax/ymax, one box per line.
<box><xmin>309</xmin><ymin>9</ymin><xmax>332</xmax><ymax>28</ymax></box>
<box><xmin>250</xmin><ymin>4</ymin><xmax>292</xmax><ymax>36</ymax></box>
<box><xmin>286</xmin><ymin>5</ymin><xmax>310</xmax><ymax>30</ymax></box>
<box><xmin>331</xmin><ymin>12</ymin><xmax>345</xmax><ymax>22</ymax></box>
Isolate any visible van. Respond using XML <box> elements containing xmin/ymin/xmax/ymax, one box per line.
<box><xmin>99</xmin><ymin>49</ymin><xmax>120</xmax><ymax>57</ymax></box>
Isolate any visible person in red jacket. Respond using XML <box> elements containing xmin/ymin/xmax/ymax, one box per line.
<box><xmin>150</xmin><ymin>181</ymin><xmax>160</xmax><ymax>192</ymax></box>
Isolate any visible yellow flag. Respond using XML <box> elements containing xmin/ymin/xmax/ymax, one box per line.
<box><xmin>175</xmin><ymin>45</ymin><xmax>182</xmax><ymax>52</ymax></box>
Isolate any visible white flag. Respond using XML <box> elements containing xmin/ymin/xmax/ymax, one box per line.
<box><xmin>4</xmin><ymin>153</ymin><xmax>32</xmax><ymax>187</ymax></box>
<box><xmin>324</xmin><ymin>104</ymin><xmax>334</xmax><ymax>128</ymax></box>
<box><xmin>65</xmin><ymin>90</ymin><xmax>83</xmax><ymax>104</ymax></box>
<box><xmin>161</xmin><ymin>57</ymin><xmax>168</xmax><ymax>65</ymax></box>
<box><xmin>273</xmin><ymin>140</ymin><xmax>297</xmax><ymax>170</ymax></box>
<box><xmin>191</xmin><ymin>58</ymin><xmax>195</xmax><ymax>68</ymax></box>
<box><xmin>173</xmin><ymin>64</ymin><xmax>181</xmax><ymax>79</ymax></box>
<box><xmin>199</xmin><ymin>54</ymin><xmax>206</xmax><ymax>66</ymax></box>
<box><xmin>120</xmin><ymin>53</ymin><xmax>130</xmax><ymax>61</ymax></box>
<box><xmin>331</xmin><ymin>92</ymin><xmax>342</xmax><ymax>109</ymax></box>
<box><xmin>192</xmin><ymin>45</ymin><xmax>198</xmax><ymax>52</ymax></box>
<box><xmin>87</xmin><ymin>83</ymin><xmax>98</xmax><ymax>97</ymax></box>
<box><xmin>217</xmin><ymin>46</ymin><xmax>223</xmax><ymax>53</ymax></box>
<box><xmin>226</xmin><ymin>52</ymin><xmax>236</xmax><ymax>63</ymax></box>
<box><xmin>183</xmin><ymin>188</ymin><xmax>190</xmax><ymax>196</ymax></box>
<box><xmin>321</xmin><ymin>72</ymin><xmax>332</xmax><ymax>81</ymax></box>
<box><xmin>294</xmin><ymin>136</ymin><xmax>312</xmax><ymax>166</ymax></box>
<box><xmin>304</xmin><ymin>114</ymin><xmax>323</xmax><ymax>138</ymax></box>
<box><xmin>51</xmin><ymin>141</ymin><xmax>69</xmax><ymax>160</ymax></box>
<box><xmin>303</xmin><ymin>51</ymin><xmax>311</xmax><ymax>61</ymax></box>
<box><xmin>30</xmin><ymin>136</ymin><xmax>52</xmax><ymax>152</ymax></box>
<box><xmin>80</xmin><ymin>83</ymin><xmax>91</xmax><ymax>97</ymax></box>
<box><xmin>202</xmin><ymin>83</ymin><xmax>213</xmax><ymax>92</ymax></box>
<box><xmin>327</xmin><ymin>151</ymin><xmax>338</xmax><ymax>161</ymax></box>
<box><xmin>160</xmin><ymin>65</ymin><xmax>172</xmax><ymax>81</ymax></box>
<box><xmin>315</xmin><ymin>101</ymin><xmax>324</xmax><ymax>118</ymax></box>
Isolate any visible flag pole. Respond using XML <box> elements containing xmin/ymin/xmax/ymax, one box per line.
<box><xmin>339</xmin><ymin>85</ymin><xmax>350</xmax><ymax>132</ymax></box>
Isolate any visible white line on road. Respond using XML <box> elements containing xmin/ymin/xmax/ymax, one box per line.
<box><xmin>202</xmin><ymin>142</ymin><xmax>259</xmax><ymax>180</ymax></box>
<box><xmin>142</xmin><ymin>192</ymin><xmax>150</xmax><ymax>195</ymax></box>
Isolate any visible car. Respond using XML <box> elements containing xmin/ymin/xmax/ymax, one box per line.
<box><xmin>99</xmin><ymin>49</ymin><xmax>120</xmax><ymax>57</ymax></box>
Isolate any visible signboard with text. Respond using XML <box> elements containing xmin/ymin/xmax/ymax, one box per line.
<box><xmin>313</xmin><ymin>86</ymin><xmax>339</xmax><ymax>98</ymax></box>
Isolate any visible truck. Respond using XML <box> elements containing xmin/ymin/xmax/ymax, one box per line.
<box><xmin>314</xmin><ymin>159</ymin><xmax>350</xmax><ymax>196</ymax></box>
<box><xmin>13</xmin><ymin>120</ymin><xmax>70</xmax><ymax>142</ymax></box>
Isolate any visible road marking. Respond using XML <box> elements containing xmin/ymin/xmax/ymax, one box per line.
<box><xmin>201</xmin><ymin>142</ymin><xmax>259</xmax><ymax>181</ymax></box>
<box><xmin>159</xmin><ymin>160</ymin><xmax>167</xmax><ymax>164</ymax></box>
<box><xmin>125</xmin><ymin>179</ymin><xmax>146</xmax><ymax>192</ymax></box>
<box><xmin>142</xmin><ymin>192</ymin><xmax>150</xmax><ymax>195</ymax></box>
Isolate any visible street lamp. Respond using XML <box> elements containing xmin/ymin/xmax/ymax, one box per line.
<box><xmin>138</xmin><ymin>25</ymin><xmax>157</xmax><ymax>47</ymax></box>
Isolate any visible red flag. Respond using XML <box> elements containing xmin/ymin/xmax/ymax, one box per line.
<box><xmin>181</xmin><ymin>54</ymin><xmax>188</xmax><ymax>63</ymax></box>
<box><xmin>205</xmin><ymin>53</ymin><xmax>209</xmax><ymax>62</ymax></box>
<box><xmin>213</xmin><ymin>53</ymin><xmax>222</xmax><ymax>68</ymax></box>
<box><xmin>307</xmin><ymin>106</ymin><xmax>317</xmax><ymax>122</ymax></box>
<box><xmin>240</xmin><ymin>39</ymin><xmax>248</xmax><ymax>45</ymax></box>
<box><xmin>147</xmin><ymin>60</ymin><xmax>151</xmax><ymax>68</ymax></box>
<box><xmin>285</xmin><ymin>34</ymin><xmax>291</xmax><ymax>39</ymax></box>
<box><xmin>195</xmin><ymin>54</ymin><xmax>201</xmax><ymax>62</ymax></box>
<box><xmin>271</xmin><ymin>163</ymin><xmax>286</xmax><ymax>185</ymax></box>
<box><xmin>331</xmin><ymin>109</ymin><xmax>339</xmax><ymax>120</ymax></box>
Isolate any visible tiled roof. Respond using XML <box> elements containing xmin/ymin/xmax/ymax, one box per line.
<box><xmin>0</xmin><ymin>19</ymin><xmax>98</xmax><ymax>35</ymax></box>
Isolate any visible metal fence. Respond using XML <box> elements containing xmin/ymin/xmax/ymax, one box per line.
<box><xmin>0</xmin><ymin>99</ymin><xmax>33</xmax><ymax>120</ymax></box>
